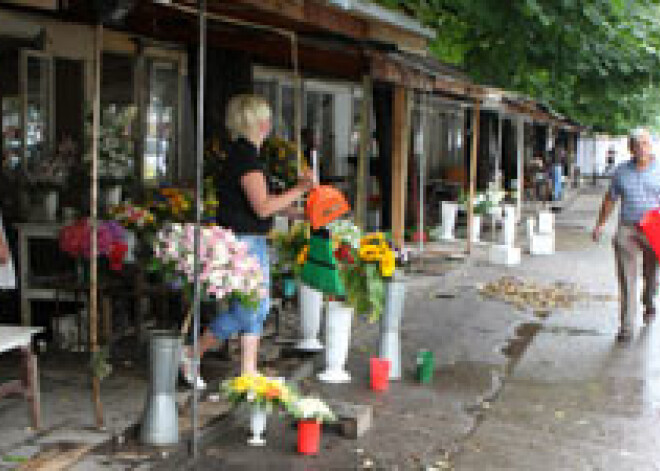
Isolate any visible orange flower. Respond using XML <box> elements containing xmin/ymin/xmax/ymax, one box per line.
<box><xmin>264</xmin><ymin>387</ymin><xmax>280</xmax><ymax>400</ymax></box>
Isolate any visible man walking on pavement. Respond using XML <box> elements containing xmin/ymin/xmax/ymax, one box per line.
<box><xmin>593</xmin><ymin>128</ymin><xmax>660</xmax><ymax>342</ymax></box>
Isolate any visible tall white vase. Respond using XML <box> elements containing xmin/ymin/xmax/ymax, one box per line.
<box><xmin>318</xmin><ymin>301</ymin><xmax>353</xmax><ymax>384</ymax></box>
<box><xmin>502</xmin><ymin>205</ymin><xmax>516</xmax><ymax>247</ymax></box>
<box><xmin>105</xmin><ymin>185</ymin><xmax>122</xmax><ymax>207</ymax></box>
<box><xmin>248</xmin><ymin>405</ymin><xmax>269</xmax><ymax>446</ymax></box>
<box><xmin>440</xmin><ymin>202</ymin><xmax>457</xmax><ymax>240</ymax></box>
<box><xmin>44</xmin><ymin>191</ymin><xmax>58</xmax><ymax>222</ymax></box>
<box><xmin>470</xmin><ymin>215</ymin><xmax>482</xmax><ymax>243</ymax></box>
<box><xmin>295</xmin><ymin>283</ymin><xmax>324</xmax><ymax>351</ymax></box>
<box><xmin>379</xmin><ymin>278</ymin><xmax>406</xmax><ymax>380</ymax></box>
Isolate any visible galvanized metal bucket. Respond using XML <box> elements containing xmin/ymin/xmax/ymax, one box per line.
<box><xmin>379</xmin><ymin>278</ymin><xmax>406</xmax><ymax>380</ymax></box>
<box><xmin>140</xmin><ymin>330</ymin><xmax>181</xmax><ymax>446</ymax></box>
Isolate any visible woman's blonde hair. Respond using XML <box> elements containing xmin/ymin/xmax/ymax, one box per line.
<box><xmin>225</xmin><ymin>94</ymin><xmax>272</xmax><ymax>140</ymax></box>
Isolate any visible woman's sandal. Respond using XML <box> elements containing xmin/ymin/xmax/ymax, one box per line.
<box><xmin>180</xmin><ymin>348</ymin><xmax>207</xmax><ymax>390</ymax></box>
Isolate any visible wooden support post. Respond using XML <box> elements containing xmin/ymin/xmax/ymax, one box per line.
<box><xmin>516</xmin><ymin>116</ymin><xmax>525</xmax><ymax>220</ymax></box>
<box><xmin>90</xmin><ymin>23</ymin><xmax>104</xmax><ymax>430</ymax></box>
<box><xmin>355</xmin><ymin>75</ymin><xmax>371</xmax><ymax>230</ymax></box>
<box><xmin>467</xmin><ymin>101</ymin><xmax>480</xmax><ymax>255</ymax></box>
<box><xmin>497</xmin><ymin>111</ymin><xmax>503</xmax><ymax>189</ymax></box>
<box><xmin>391</xmin><ymin>86</ymin><xmax>411</xmax><ymax>249</ymax></box>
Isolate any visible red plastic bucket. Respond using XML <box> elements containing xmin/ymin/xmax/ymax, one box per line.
<box><xmin>639</xmin><ymin>209</ymin><xmax>660</xmax><ymax>261</ymax></box>
<box><xmin>370</xmin><ymin>357</ymin><xmax>391</xmax><ymax>392</ymax></box>
<box><xmin>297</xmin><ymin>420</ymin><xmax>321</xmax><ymax>455</ymax></box>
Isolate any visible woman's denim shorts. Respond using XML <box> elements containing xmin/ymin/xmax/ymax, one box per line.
<box><xmin>208</xmin><ymin>235</ymin><xmax>270</xmax><ymax>339</ymax></box>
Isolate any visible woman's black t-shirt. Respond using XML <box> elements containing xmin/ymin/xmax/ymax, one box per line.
<box><xmin>214</xmin><ymin>137</ymin><xmax>273</xmax><ymax>234</ymax></box>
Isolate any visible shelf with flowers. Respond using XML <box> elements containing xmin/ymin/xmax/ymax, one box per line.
<box><xmin>222</xmin><ymin>374</ymin><xmax>295</xmax><ymax>446</ymax></box>
<box><xmin>144</xmin><ymin>179</ymin><xmax>219</xmax><ymax>224</ymax></box>
<box><xmin>289</xmin><ymin>396</ymin><xmax>335</xmax><ymax>455</ymax></box>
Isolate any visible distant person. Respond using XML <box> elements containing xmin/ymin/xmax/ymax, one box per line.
<box><xmin>604</xmin><ymin>148</ymin><xmax>616</xmax><ymax>176</ymax></box>
<box><xmin>592</xmin><ymin>128</ymin><xmax>660</xmax><ymax>342</ymax></box>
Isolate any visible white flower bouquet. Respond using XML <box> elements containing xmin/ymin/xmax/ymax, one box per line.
<box><xmin>328</xmin><ymin>219</ymin><xmax>362</xmax><ymax>249</ymax></box>
<box><xmin>289</xmin><ymin>396</ymin><xmax>335</xmax><ymax>423</ymax></box>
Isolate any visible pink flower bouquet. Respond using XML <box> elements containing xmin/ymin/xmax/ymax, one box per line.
<box><xmin>151</xmin><ymin>224</ymin><xmax>265</xmax><ymax>308</ymax></box>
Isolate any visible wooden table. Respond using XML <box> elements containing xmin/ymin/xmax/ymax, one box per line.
<box><xmin>0</xmin><ymin>325</ymin><xmax>42</xmax><ymax>429</ymax></box>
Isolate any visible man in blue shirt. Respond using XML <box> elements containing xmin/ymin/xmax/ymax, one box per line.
<box><xmin>593</xmin><ymin>128</ymin><xmax>660</xmax><ymax>342</ymax></box>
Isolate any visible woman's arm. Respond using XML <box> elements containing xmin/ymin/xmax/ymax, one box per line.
<box><xmin>241</xmin><ymin>169</ymin><xmax>314</xmax><ymax>219</ymax></box>
<box><xmin>0</xmin><ymin>238</ymin><xmax>8</xmax><ymax>265</ymax></box>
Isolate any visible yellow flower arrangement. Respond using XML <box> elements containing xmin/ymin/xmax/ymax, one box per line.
<box><xmin>297</xmin><ymin>245</ymin><xmax>309</xmax><ymax>265</ymax></box>
<box><xmin>222</xmin><ymin>374</ymin><xmax>295</xmax><ymax>410</ymax></box>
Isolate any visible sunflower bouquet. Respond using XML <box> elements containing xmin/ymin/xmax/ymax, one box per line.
<box><xmin>261</xmin><ymin>136</ymin><xmax>299</xmax><ymax>190</ymax></box>
<box><xmin>221</xmin><ymin>374</ymin><xmax>295</xmax><ymax>411</ymax></box>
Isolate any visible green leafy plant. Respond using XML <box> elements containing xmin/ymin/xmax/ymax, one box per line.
<box><xmin>272</xmin><ymin>222</ymin><xmax>310</xmax><ymax>279</ymax></box>
<box><xmin>334</xmin><ymin>242</ymin><xmax>387</xmax><ymax>322</ymax></box>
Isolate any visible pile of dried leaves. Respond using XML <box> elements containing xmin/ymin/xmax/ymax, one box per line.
<box><xmin>478</xmin><ymin>276</ymin><xmax>589</xmax><ymax>312</ymax></box>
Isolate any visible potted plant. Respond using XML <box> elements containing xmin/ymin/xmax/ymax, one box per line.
<box><xmin>222</xmin><ymin>374</ymin><xmax>294</xmax><ymax>446</ymax></box>
<box><xmin>289</xmin><ymin>396</ymin><xmax>335</xmax><ymax>455</ymax></box>
<box><xmin>315</xmin><ymin>228</ymin><xmax>390</xmax><ymax>384</ymax></box>
<box><xmin>273</xmin><ymin>223</ymin><xmax>323</xmax><ymax>350</ymax></box>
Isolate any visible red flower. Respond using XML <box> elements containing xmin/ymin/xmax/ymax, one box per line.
<box><xmin>108</xmin><ymin>242</ymin><xmax>128</xmax><ymax>271</ymax></box>
<box><xmin>334</xmin><ymin>244</ymin><xmax>354</xmax><ymax>264</ymax></box>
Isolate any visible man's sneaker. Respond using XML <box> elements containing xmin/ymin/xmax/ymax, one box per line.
<box><xmin>180</xmin><ymin>348</ymin><xmax>207</xmax><ymax>390</ymax></box>
<box><xmin>644</xmin><ymin>308</ymin><xmax>656</xmax><ymax>325</ymax></box>
<box><xmin>616</xmin><ymin>329</ymin><xmax>633</xmax><ymax>343</ymax></box>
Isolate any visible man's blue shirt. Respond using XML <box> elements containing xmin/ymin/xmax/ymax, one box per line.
<box><xmin>609</xmin><ymin>158</ymin><xmax>660</xmax><ymax>224</ymax></box>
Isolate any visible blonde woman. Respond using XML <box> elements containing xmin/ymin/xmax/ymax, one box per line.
<box><xmin>180</xmin><ymin>94</ymin><xmax>315</xmax><ymax>389</ymax></box>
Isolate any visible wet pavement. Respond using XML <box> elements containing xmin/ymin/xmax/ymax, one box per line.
<box><xmin>9</xmin><ymin>184</ymin><xmax>657</xmax><ymax>470</ymax></box>
<box><xmin>156</xmin><ymin>185</ymin><xmax>657</xmax><ymax>470</ymax></box>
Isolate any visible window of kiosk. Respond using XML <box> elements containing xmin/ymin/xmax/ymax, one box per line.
<box><xmin>22</xmin><ymin>51</ymin><xmax>53</xmax><ymax>172</ymax></box>
<box><xmin>143</xmin><ymin>58</ymin><xmax>179</xmax><ymax>184</ymax></box>
<box><xmin>100</xmin><ymin>52</ymin><xmax>136</xmax><ymax>180</ymax></box>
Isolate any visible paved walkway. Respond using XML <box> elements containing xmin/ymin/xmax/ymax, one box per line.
<box><xmin>162</xmin><ymin>184</ymin><xmax>659</xmax><ymax>470</ymax></box>
<box><xmin>8</xmin><ymin>184</ymin><xmax>655</xmax><ymax>470</ymax></box>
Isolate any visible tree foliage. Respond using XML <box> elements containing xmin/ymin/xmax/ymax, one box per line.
<box><xmin>377</xmin><ymin>0</ymin><xmax>660</xmax><ymax>134</ymax></box>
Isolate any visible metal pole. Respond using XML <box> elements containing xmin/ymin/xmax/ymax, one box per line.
<box><xmin>467</xmin><ymin>101</ymin><xmax>480</xmax><ymax>255</ymax></box>
<box><xmin>497</xmin><ymin>111</ymin><xmax>503</xmax><ymax>190</ymax></box>
<box><xmin>516</xmin><ymin>116</ymin><xmax>524</xmax><ymax>220</ymax></box>
<box><xmin>192</xmin><ymin>0</ymin><xmax>206</xmax><ymax>460</ymax></box>
<box><xmin>291</xmin><ymin>35</ymin><xmax>302</xmax><ymax>172</ymax></box>
<box><xmin>418</xmin><ymin>91</ymin><xmax>428</xmax><ymax>253</ymax></box>
<box><xmin>90</xmin><ymin>22</ymin><xmax>104</xmax><ymax>430</ymax></box>
<box><xmin>356</xmin><ymin>75</ymin><xmax>371</xmax><ymax>230</ymax></box>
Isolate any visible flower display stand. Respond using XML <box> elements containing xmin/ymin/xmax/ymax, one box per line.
<box><xmin>379</xmin><ymin>278</ymin><xmax>406</xmax><ymax>380</ymax></box>
<box><xmin>489</xmin><ymin>205</ymin><xmax>521</xmax><ymax>266</ymax></box>
<box><xmin>440</xmin><ymin>202</ymin><xmax>457</xmax><ymax>240</ymax></box>
<box><xmin>295</xmin><ymin>283</ymin><xmax>324</xmax><ymax>351</ymax></box>
<box><xmin>318</xmin><ymin>301</ymin><xmax>353</xmax><ymax>383</ymax></box>
<box><xmin>248</xmin><ymin>405</ymin><xmax>270</xmax><ymax>446</ymax></box>
<box><xmin>140</xmin><ymin>330</ymin><xmax>181</xmax><ymax>446</ymax></box>
<box><xmin>43</xmin><ymin>191</ymin><xmax>58</xmax><ymax>222</ymax></box>
<box><xmin>470</xmin><ymin>214</ymin><xmax>482</xmax><ymax>243</ymax></box>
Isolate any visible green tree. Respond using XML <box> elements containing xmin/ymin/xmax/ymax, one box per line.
<box><xmin>378</xmin><ymin>0</ymin><xmax>660</xmax><ymax>134</ymax></box>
